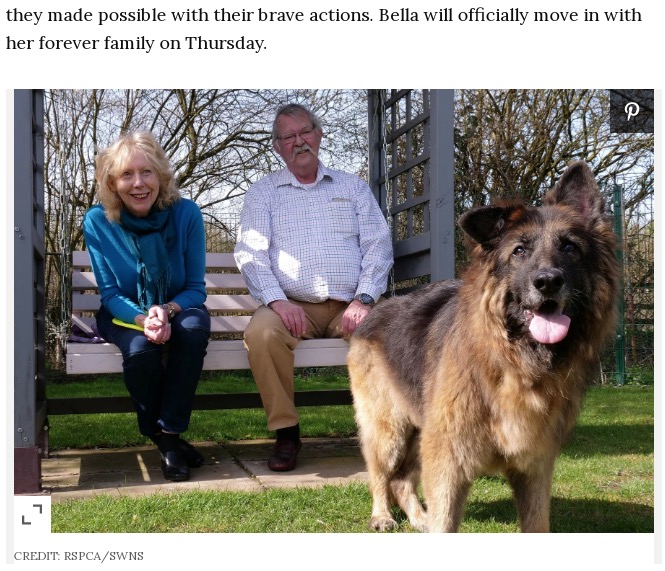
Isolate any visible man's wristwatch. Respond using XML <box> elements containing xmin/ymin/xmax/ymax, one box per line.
<box><xmin>162</xmin><ymin>303</ymin><xmax>176</xmax><ymax>321</ymax></box>
<box><xmin>354</xmin><ymin>293</ymin><xmax>375</xmax><ymax>306</ymax></box>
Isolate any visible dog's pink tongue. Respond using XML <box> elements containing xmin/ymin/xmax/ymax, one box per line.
<box><xmin>528</xmin><ymin>310</ymin><xmax>571</xmax><ymax>344</ymax></box>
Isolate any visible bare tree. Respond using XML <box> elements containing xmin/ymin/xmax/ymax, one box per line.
<box><xmin>454</xmin><ymin>89</ymin><xmax>653</xmax><ymax>205</ymax></box>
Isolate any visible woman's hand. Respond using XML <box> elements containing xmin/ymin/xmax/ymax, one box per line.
<box><xmin>143</xmin><ymin>305</ymin><xmax>172</xmax><ymax>344</ymax></box>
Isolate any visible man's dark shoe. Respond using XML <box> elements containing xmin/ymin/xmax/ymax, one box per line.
<box><xmin>267</xmin><ymin>439</ymin><xmax>302</xmax><ymax>472</ymax></box>
<box><xmin>160</xmin><ymin>449</ymin><xmax>190</xmax><ymax>482</ymax></box>
<box><xmin>178</xmin><ymin>438</ymin><xmax>205</xmax><ymax>468</ymax></box>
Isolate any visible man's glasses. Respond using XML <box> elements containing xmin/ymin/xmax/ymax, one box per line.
<box><xmin>276</xmin><ymin>126</ymin><xmax>318</xmax><ymax>143</ymax></box>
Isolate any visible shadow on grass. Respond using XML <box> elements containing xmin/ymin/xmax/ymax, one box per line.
<box><xmin>565</xmin><ymin>423</ymin><xmax>654</xmax><ymax>457</ymax></box>
<box><xmin>464</xmin><ymin>497</ymin><xmax>654</xmax><ymax>532</ymax></box>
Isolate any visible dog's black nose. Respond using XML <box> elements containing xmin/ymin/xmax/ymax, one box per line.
<box><xmin>533</xmin><ymin>268</ymin><xmax>564</xmax><ymax>295</ymax></box>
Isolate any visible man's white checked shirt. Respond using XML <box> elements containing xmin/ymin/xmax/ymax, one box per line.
<box><xmin>234</xmin><ymin>163</ymin><xmax>393</xmax><ymax>306</ymax></box>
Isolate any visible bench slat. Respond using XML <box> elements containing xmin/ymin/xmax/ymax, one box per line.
<box><xmin>72</xmin><ymin>315</ymin><xmax>253</xmax><ymax>334</ymax></box>
<box><xmin>71</xmin><ymin>271</ymin><xmax>98</xmax><ymax>289</ymax></box>
<box><xmin>203</xmin><ymin>294</ymin><xmax>259</xmax><ymax>311</ymax></box>
<box><xmin>66</xmin><ymin>338</ymin><xmax>349</xmax><ymax>374</ymax></box>
<box><xmin>72</xmin><ymin>293</ymin><xmax>104</xmax><ymax>311</ymax></box>
<box><xmin>72</xmin><ymin>251</ymin><xmax>239</xmax><ymax>270</ymax></box>
<box><xmin>203</xmin><ymin>252</ymin><xmax>238</xmax><ymax>269</ymax></box>
<box><xmin>204</xmin><ymin>274</ymin><xmax>248</xmax><ymax>290</ymax></box>
<box><xmin>72</xmin><ymin>270</ymin><xmax>248</xmax><ymax>292</ymax></box>
<box><xmin>73</xmin><ymin>293</ymin><xmax>259</xmax><ymax>313</ymax></box>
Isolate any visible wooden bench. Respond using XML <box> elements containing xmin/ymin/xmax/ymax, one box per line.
<box><xmin>47</xmin><ymin>251</ymin><xmax>351</xmax><ymax>415</ymax></box>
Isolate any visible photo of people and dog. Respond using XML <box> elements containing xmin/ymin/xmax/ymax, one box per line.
<box><xmin>14</xmin><ymin>90</ymin><xmax>653</xmax><ymax>543</ymax></box>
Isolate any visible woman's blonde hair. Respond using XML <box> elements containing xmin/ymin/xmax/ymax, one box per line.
<box><xmin>95</xmin><ymin>131</ymin><xmax>180</xmax><ymax>222</ymax></box>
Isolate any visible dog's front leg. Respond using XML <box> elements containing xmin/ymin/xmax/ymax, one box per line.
<box><xmin>421</xmin><ymin>445</ymin><xmax>473</xmax><ymax>532</ymax></box>
<box><xmin>505</xmin><ymin>458</ymin><xmax>555</xmax><ymax>532</ymax></box>
<box><xmin>368</xmin><ymin>471</ymin><xmax>399</xmax><ymax>531</ymax></box>
<box><xmin>423</xmin><ymin>473</ymin><xmax>472</xmax><ymax>532</ymax></box>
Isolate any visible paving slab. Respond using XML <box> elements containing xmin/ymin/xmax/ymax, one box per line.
<box><xmin>41</xmin><ymin>438</ymin><xmax>368</xmax><ymax>502</ymax></box>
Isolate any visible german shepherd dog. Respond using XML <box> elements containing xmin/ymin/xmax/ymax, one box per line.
<box><xmin>348</xmin><ymin>161</ymin><xmax>619</xmax><ymax>532</ymax></box>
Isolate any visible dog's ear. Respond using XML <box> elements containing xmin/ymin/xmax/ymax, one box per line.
<box><xmin>459</xmin><ymin>203</ymin><xmax>526</xmax><ymax>246</ymax></box>
<box><xmin>545</xmin><ymin>161</ymin><xmax>605</xmax><ymax>219</ymax></box>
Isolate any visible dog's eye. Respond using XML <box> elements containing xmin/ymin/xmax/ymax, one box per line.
<box><xmin>512</xmin><ymin>246</ymin><xmax>526</xmax><ymax>257</ymax></box>
<box><xmin>561</xmin><ymin>241</ymin><xmax>577</xmax><ymax>254</ymax></box>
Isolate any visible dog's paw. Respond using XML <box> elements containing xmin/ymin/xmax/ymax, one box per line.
<box><xmin>409</xmin><ymin>518</ymin><xmax>428</xmax><ymax>533</ymax></box>
<box><xmin>370</xmin><ymin>516</ymin><xmax>399</xmax><ymax>532</ymax></box>
<box><xmin>411</xmin><ymin>522</ymin><xmax>428</xmax><ymax>532</ymax></box>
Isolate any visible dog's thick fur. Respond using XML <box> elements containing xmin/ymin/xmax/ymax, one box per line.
<box><xmin>348</xmin><ymin>161</ymin><xmax>619</xmax><ymax>533</ymax></box>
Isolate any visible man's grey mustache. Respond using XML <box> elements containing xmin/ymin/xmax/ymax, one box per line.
<box><xmin>291</xmin><ymin>144</ymin><xmax>313</xmax><ymax>159</ymax></box>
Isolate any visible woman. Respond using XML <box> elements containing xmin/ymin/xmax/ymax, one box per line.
<box><xmin>83</xmin><ymin>131</ymin><xmax>211</xmax><ymax>482</ymax></box>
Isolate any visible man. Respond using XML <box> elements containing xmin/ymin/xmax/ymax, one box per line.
<box><xmin>234</xmin><ymin>103</ymin><xmax>393</xmax><ymax>471</ymax></box>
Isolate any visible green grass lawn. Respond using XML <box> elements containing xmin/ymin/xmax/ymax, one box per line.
<box><xmin>48</xmin><ymin>372</ymin><xmax>654</xmax><ymax>533</ymax></box>
<box><xmin>47</xmin><ymin>368</ymin><xmax>357</xmax><ymax>448</ymax></box>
